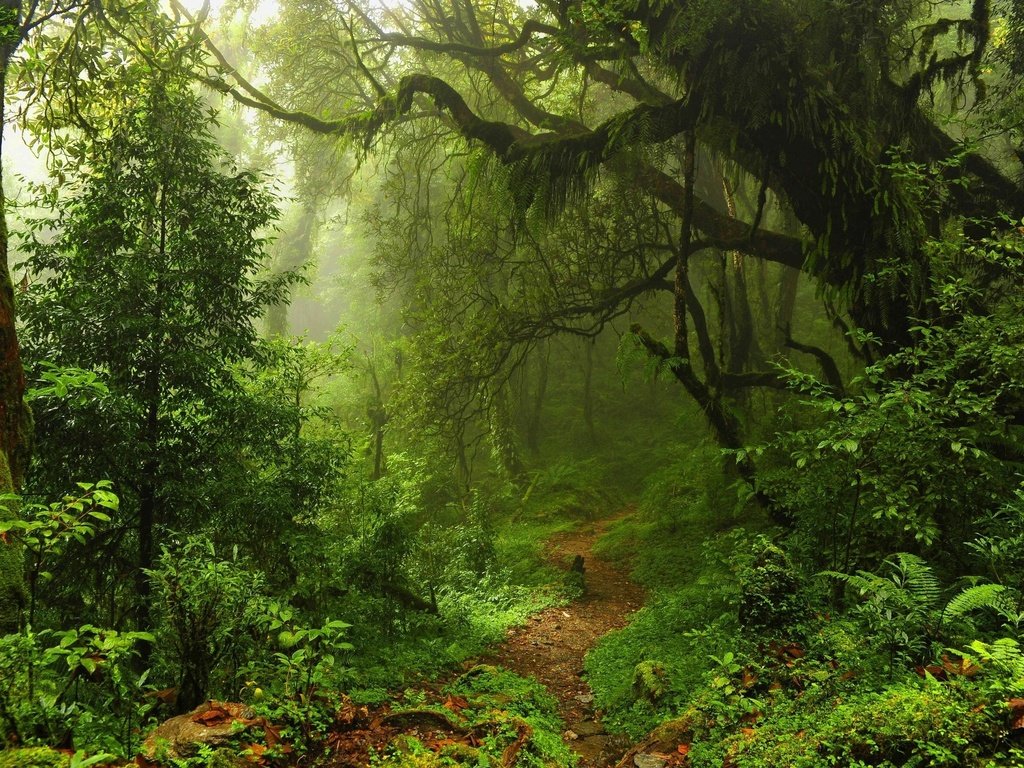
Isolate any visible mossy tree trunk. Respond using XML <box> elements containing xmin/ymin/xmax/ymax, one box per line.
<box><xmin>0</xmin><ymin>30</ymin><xmax>31</xmax><ymax>634</ymax></box>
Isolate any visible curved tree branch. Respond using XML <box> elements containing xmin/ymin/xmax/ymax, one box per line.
<box><xmin>375</xmin><ymin>18</ymin><xmax>559</xmax><ymax>58</ymax></box>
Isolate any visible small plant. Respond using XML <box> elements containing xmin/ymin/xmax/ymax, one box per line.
<box><xmin>263</xmin><ymin>603</ymin><xmax>353</xmax><ymax>699</ymax></box>
<box><xmin>0</xmin><ymin>622</ymin><xmax>153</xmax><ymax>755</ymax></box>
<box><xmin>823</xmin><ymin>553</ymin><xmax>941</xmax><ymax>675</ymax></box>
<box><xmin>735</xmin><ymin>537</ymin><xmax>806</xmax><ymax>634</ymax></box>
<box><xmin>247</xmin><ymin>602</ymin><xmax>353</xmax><ymax>744</ymax></box>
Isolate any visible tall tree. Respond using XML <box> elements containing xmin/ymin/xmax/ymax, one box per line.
<box><xmin>0</xmin><ymin>0</ymin><xmax>191</xmax><ymax>633</ymax></box>
<box><xmin>19</xmin><ymin>63</ymin><xmax>292</xmax><ymax>629</ymax></box>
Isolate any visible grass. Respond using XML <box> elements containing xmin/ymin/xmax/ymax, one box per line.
<box><xmin>584</xmin><ymin>443</ymin><xmax>775</xmax><ymax>737</ymax></box>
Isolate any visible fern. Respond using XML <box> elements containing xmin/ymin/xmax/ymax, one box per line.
<box><xmin>965</xmin><ymin>637</ymin><xmax>1024</xmax><ymax>686</ymax></box>
<box><xmin>820</xmin><ymin>569</ymin><xmax>893</xmax><ymax>596</ymax></box>
<box><xmin>943</xmin><ymin>583</ymin><xmax>1012</xmax><ymax>621</ymax></box>
<box><xmin>887</xmin><ymin>552</ymin><xmax>941</xmax><ymax>609</ymax></box>
<box><xmin>822</xmin><ymin>553</ymin><xmax>939</xmax><ymax>607</ymax></box>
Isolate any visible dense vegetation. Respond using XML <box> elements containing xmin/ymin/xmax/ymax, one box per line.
<box><xmin>1</xmin><ymin>0</ymin><xmax>1024</xmax><ymax>765</ymax></box>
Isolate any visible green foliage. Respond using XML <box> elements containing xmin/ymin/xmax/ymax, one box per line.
<box><xmin>146</xmin><ymin>536</ymin><xmax>268</xmax><ymax>712</ymax></box>
<box><xmin>698</xmin><ymin>678</ymin><xmax>994</xmax><ymax>768</ymax></box>
<box><xmin>440</xmin><ymin>666</ymin><xmax>578</xmax><ymax>768</ymax></box>
<box><xmin>737</xmin><ymin>537</ymin><xmax>807</xmax><ymax>634</ymax></box>
<box><xmin>520</xmin><ymin>459</ymin><xmax>610</xmax><ymax>519</ymax></box>
<box><xmin>243</xmin><ymin>604</ymin><xmax>354</xmax><ymax>748</ymax></box>
<box><xmin>943</xmin><ymin>584</ymin><xmax>1015</xmax><ymax>625</ymax></box>
<box><xmin>0</xmin><ymin>623</ymin><xmax>154</xmax><ymax>755</ymax></box>
<box><xmin>17</xmin><ymin>57</ymin><xmax>316</xmax><ymax>628</ymax></box>
<box><xmin>968</xmin><ymin>489</ymin><xmax>1024</xmax><ymax>592</ymax></box>
<box><xmin>0</xmin><ymin>482</ymin><xmax>118</xmax><ymax>625</ymax></box>
<box><xmin>0</xmin><ymin>747</ymin><xmax>71</xmax><ymax>768</ymax></box>
<box><xmin>258</xmin><ymin>603</ymin><xmax>353</xmax><ymax>699</ymax></box>
<box><xmin>823</xmin><ymin>553</ymin><xmax>942</xmax><ymax>673</ymax></box>
<box><xmin>760</xmin><ymin>221</ymin><xmax>1024</xmax><ymax>569</ymax></box>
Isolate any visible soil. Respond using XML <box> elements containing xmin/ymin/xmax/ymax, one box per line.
<box><xmin>480</xmin><ymin>509</ymin><xmax>645</xmax><ymax>767</ymax></box>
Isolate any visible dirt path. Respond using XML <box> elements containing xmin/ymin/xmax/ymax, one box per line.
<box><xmin>481</xmin><ymin>510</ymin><xmax>644</xmax><ymax>767</ymax></box>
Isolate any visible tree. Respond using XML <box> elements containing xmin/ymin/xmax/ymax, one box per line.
<box><xmin>18</xmin><ymin>61</ymin><xmax>293</xmax><ymax>630</ymax></box>
<box><xmin>178</xmin><ymin>0</ymin><xmax>1023</xmax><ymax>514</ymax></box>
<box><xmin>0</xmin><ymin>0</ymin><xmax>171</xmax><ymax>634</ymax></box>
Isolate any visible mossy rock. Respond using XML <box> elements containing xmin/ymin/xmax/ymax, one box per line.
<box><xmin>648</xmin><ymin>713</ymin><xmax>695</xmax><ymax>752</ymax></box>
<box><xmin>0</xmin><ymin>747</ymin><xmax>68</xmax><ymax>768</ymax></box>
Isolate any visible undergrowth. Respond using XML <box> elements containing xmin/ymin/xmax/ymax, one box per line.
<box><xmin>585</xmin><ymin>444</ymin><xmax>769</xmax><ymax>737</ymax></box>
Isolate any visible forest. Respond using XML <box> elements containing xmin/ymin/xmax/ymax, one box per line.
<box><xmin>1</xmin><ymin>0</ymin><xmax>1024</xmax><ymax>765</ymax></box>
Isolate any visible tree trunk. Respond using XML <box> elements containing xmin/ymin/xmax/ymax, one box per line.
<box><xmin>525</xmin><ymin>341</ymin><xmax>548</xmax><ymax>454</ymax></box>
<box><xmin>488</xmin><ymin>385</ymin><xmax>524</xmax><ymax>481</ymax></box>
<box><xmin>0</xmin><ymin>46</ymin><xmax>31</xmax><ymax>634</ymax></box>
<box><xmin>774</xmin><ymin>266</ymin><xmax>800</xmax><ymax>353</ymax></box>
<box><xmin>582</xmin><ymin>337</ymin><xmax>595</xmax><ymax>442</ymax></box>
<box><xmin>266</xmin><ymin>204</ymin><xmax>316</xmax><ymax>336</ymax></box>
<box><xmin>135</xmin><ymin>359</ymin><xmax>160</xmax><ymax>655</ymax></box>
<box><xmin>367</xmin><ymin>359</ymin><xmax>387</xmax><ymax>479</ymax></box>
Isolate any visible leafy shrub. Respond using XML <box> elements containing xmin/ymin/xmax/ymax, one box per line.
<box><xmin>706</xmin><ymin>679</ymin><xmax>994</xmax><ymax>768</ymax></box>
<box><xmin>0</xmin><ymin>624</ymin><xmax>153</xmax><ymax>755</ymax></box>
<box><xmin>736</xmin><ymin>537</ymin><xmax>807</xmax><ymax>634</ymax></box>
<box><xmin>147</xmin><ymin>535</ymin><xmax>267</xmax><ymax>712</ymax></box>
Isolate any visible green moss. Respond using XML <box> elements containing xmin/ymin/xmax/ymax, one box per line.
<box><xmin>0</xmin><ymin>747</ymin><xmax>68</xmax><ymax>768</ymax></box>
<box><xmin>0</xmin><ymin>447</ymin><xmax>25</xmax><ymax>635</ymax></box>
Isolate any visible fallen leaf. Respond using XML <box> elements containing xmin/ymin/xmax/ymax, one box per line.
<box><xmin>915</xmin><ymin>664</ymin><xmax>947</xmax><ymax>680</ymax></box>
<box><xmin>783</xmin><ymin>643</ymin><xmax>805</xmax><ymax>659</ymax></box>
<box><xmin>145</xmin><ymin>687</ymin><xmax>179</xmax><ymax>704</ymax></box>
<box><xmin>941</xmin><ymin>653</ymin><xmax>981</xmax><ymax>677</ymax></box>
<box><xmin>243</xmin><ymin>743</ymin><xmax>267</xmax><ymax>763</ymax></box>
<box><xmin>262</xmin><ymin>721</ymin><xmax>282</xmax><ymax>748</ymax></box>
<box><xmin>677</xmin><ymin>743</ymin><xmax>691</xmax><ymax>755</ymax></box>
<box><xmin>194</xmin><ymin>708</ymin><xmax>229</xmax><ymax>726</ymax></box>
<box><xmin>443</xmin><ymin>694</ymin><xmax>469</xmax><ymax>712</ymax></box>
<box><xmin>1008</xmin><ymin>698</ymin><xmax>1024</xmax><ymax>730</ymax></box>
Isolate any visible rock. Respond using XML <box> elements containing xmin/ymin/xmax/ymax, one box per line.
<box><xmin>634</xmin><ymin>754</ymin><xmax>668</xmax><ymax>768</ymax></box>
<box><xmin>573</xmin><ymin>719</ymin><xmax>605</xmax><ymax>737</ymax></box>
<box><xmin>141</xmin><ymin>700</ymin><xmax>258</xmax><ymax>763</ymax></box>
<box><xmin>564</xmin><ymin>730</ymin><xmax>579</xmax><ymax>740</ymax></box>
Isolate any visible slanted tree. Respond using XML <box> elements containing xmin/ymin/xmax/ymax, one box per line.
<box><xmin>183</xmin><ymin>0</ymin><xmax>1024</xmax><ymax>514</ymax></box>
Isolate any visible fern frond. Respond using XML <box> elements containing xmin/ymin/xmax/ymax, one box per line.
<box><xmin>966</xmin><ymin>637</ymin><xmax>1024</xmax><ymax>678</ymax></box>
<box><xmin>889</xmin><ymin>552</ymin><xmax>941</xmax><ymax>607</ymax></box>
<box><xmin>944</xmin><ymin>583</ymin><xmax>1013</xmax><ymax>620</ymax></box>
<box><xmin>819</xmin><ymin>569</ymin><xmax>895</xmax><ymax>596</ymax></box>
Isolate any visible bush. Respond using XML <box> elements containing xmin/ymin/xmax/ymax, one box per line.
<box><xmin>147</xmin><ymin>536</ymin><xmax>267</xmax><ymax>712</ymax></box>
<box><xmin>736</xmin><ymin>537</ymin><xmax>807</xmax><ymax>634</ymax></box>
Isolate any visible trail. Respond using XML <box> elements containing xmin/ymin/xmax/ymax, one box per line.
<box><xmin>481</xmin><ymin>510</ymin><xmax>644</xmax><ymax>767</ymax></box>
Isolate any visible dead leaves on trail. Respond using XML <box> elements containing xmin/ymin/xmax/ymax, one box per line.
<box><xmin>317</xmin><ymin>690</ymin><xmax>545</xmax><ymax>767</ymax></box>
